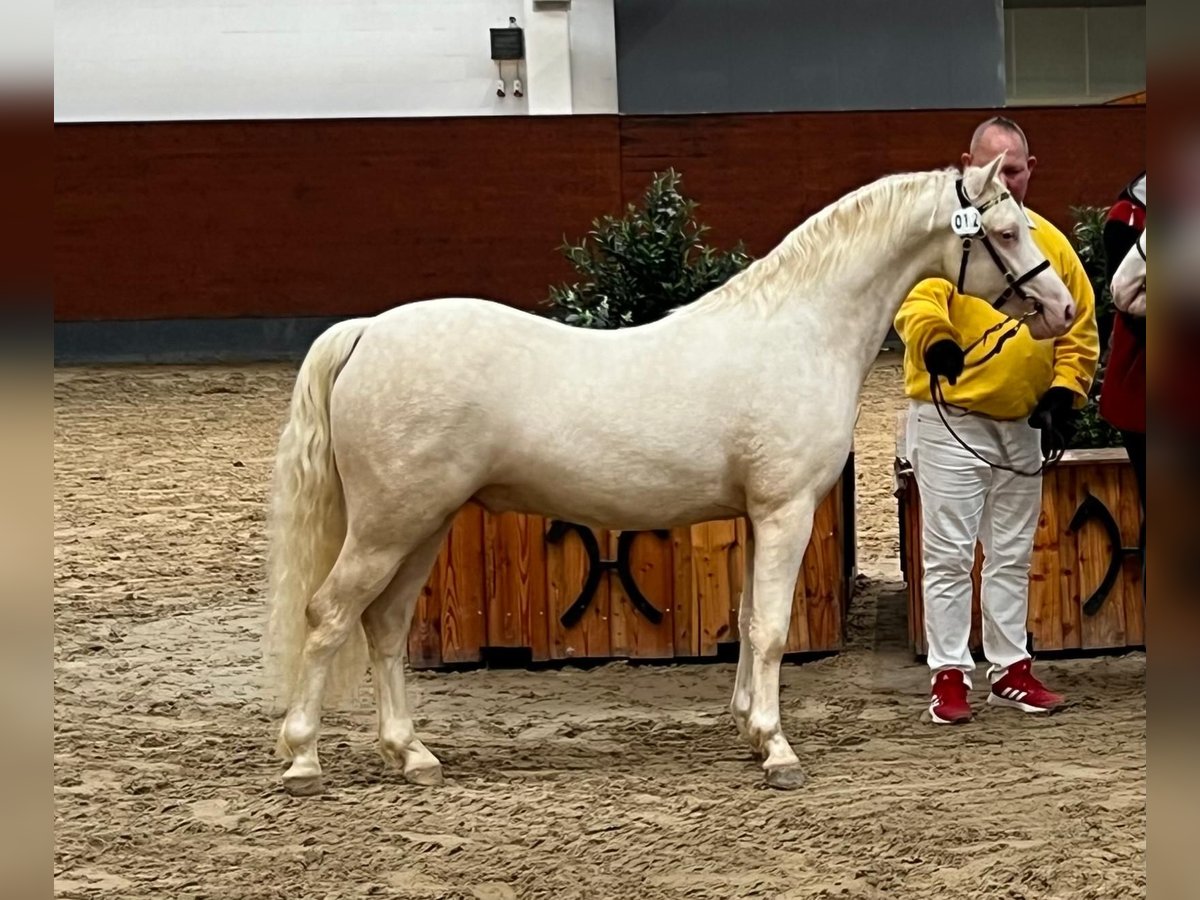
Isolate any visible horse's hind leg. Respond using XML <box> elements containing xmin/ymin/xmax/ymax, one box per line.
<box><xmin>279</xmin><ymin>535</ymin><xmax>404</xmax><ymax>795</ymax></box>
<box><xmin>360</xmin><ymin>518</ymin><xmax>454</xmax><ymax>787</ymax></box>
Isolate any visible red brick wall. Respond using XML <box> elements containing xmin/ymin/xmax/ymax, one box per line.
<box><xmin>55</xmin><ymin>106</ymin><xmax>1144</xmax><ymax>321</ymax></box>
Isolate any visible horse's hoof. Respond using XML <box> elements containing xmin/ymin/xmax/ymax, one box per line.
<box><xmin>404</xmin><ymin>763</ymin><xmax>444</xmax><ymax>787</ymax></box>
<box><xmin>283</xmin><ymin>773</ymin><xmax>325</xmax><ymax>796</ymax></box>
<box><xmin>764</xmin><ymin>764</ymin><xmax>807</xmax><ymax>791</ymax></box>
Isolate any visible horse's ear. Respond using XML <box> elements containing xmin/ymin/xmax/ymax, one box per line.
<box><xmin>983</xmin><ymin>151</ymin><xmax>1006</xmax><ymax>189</ymax></box>
<box><xmin>964</xmin><ymin>151</ymin><xmax>1007</xmax><ymax>200</ymax></box>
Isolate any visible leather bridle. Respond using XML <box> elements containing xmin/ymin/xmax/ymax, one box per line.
<box><xmin>953</xmin><ymin>177</ymin><xmax>1051</xmax><ymax>316</ymax></box>
<box><xmin>927</xmin><ymin>179</ymin><xmax>1066</xmax><ymax>477</ymax></box>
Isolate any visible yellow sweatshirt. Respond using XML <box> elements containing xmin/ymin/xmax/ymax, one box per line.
<box><xmin>894</xmin><ymin>207</ymin><xmax>1100</xmax><ymax>421</ymax></box>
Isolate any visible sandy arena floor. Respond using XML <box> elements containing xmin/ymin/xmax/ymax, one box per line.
<box><xmin>53</xmin><ymin>352</ymin><xmax>1145</xmax><ymax>900</ymax></box>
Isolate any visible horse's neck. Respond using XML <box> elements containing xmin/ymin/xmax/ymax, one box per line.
<box><xmin>773</xmin><ymin>172</ymin><xmax>950</xmax><ymax>377</ymax></box>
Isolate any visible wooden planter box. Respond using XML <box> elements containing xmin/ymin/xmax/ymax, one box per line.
<box><xmin>895</xmin><ymin>418</ymin><xmax>1144</xmax><ymax>656</ymax></box>
<box><xmin>406</xmin><ymin>457</ymin><xmax>855</xmax><ymax>668</ymax></box>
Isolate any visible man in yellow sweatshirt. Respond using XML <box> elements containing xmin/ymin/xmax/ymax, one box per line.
<box><xmin>896</xmin><ymin>116</ymin><xmax>1099</xmax><ymax>724</ymax></box>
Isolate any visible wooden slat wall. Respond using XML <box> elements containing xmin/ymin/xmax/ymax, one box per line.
<box><xmin>407</xmin><ymin>472</ymin><xmax>849</xmax><ymax>669</ymax></box>
<box><xmin>1030</xmin><ymin>481</ymin><xmax>1064</xmax><ymax>650</ymax></box>
<box><xmin>899</xmin><ymin>449</ymin><xmax>1145</xmax><ymax>656</ymax></box>
<box><xmin>670</xmin><ymin>526</ymin><xmax>697</xmax><ymax>657</ymax></box>
<box><xmin>484</xmin><ymin>512</ymin><xmax>550</xmax><ymax>660</ymax></box>
<box><xmin>548</xmin><ymin>524</ymin><xmax>611</xmax><ymax>660</ymax></box>
<box><xmin>692</xmin><ymin>520</ymin><xmax>740</xmax><ymax>655</ymax></box>
<box><xmin>608</xmin><ymin>531</ymin><xmax>676</xmax><ymax>659</ymax></box>
<box><xmin>1116</xmin><ymin>466</ymin><xmax>1145</xmax><ymax>645</ymax></box>
<box><xmin>1057</xmin><ymin>467</ymin><xmax>1084</xmax><ymax>649</ymax></box>
<box><xmin>434</xmin><ymin>503</ymin><xmax>488</xmax><ymax>664</ymax></box>
<box><xmin>55</xmin><ymin>106</ymin><xmax>1144</xmax><ymax>323</ymax></box>
<box><xmin>410</xmin><ymin>574</ymin><xmax>443</xmax><ymax>669</ymax></box>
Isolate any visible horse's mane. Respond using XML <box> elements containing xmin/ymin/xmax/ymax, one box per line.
<box><xmin>675</xmin><ymin>166</ymin><xmax>956</xmax><ymax>318</ymax></box>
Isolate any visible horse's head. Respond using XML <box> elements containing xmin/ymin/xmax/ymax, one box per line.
<box><xmin>947</xmin><ymin>153</ymin><xmax>1077</xmax><ymax>340</ymax></box>
<box><xmin>1111</xmin><ymin>227</ymin><xmax>1147</xmax><ymax>317</ymax></box>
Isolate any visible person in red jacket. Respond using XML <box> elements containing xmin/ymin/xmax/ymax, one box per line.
<box><xmin>1099</xmin><ymin>172</ymin><xmax>1146</xmax><ymax>513</ymax></box>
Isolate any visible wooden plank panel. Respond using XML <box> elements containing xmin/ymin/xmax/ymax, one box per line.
<box><xmin>788</xmin><ymin>544</ymin><xmax>814</xmax><ymax>654</ymax></box>
<box><xmin>438</xmin><ymin>504</ymin><xmax>487</xmax><ymax>664</ymax></box>
<box><xmin>1029</xmin><ymin>472</ymin><xmax>1064</xmax><ymax>650</ymax></box>
<box><xmin>794</xmin><ymin>493</ymin><xmax>836</xmax><ymax>653</ymax></box>
<box><xmin>608</xmin><ymin>530</ymin><xmax>676</xmax><ymax>659</ymax></box>
<box><xmin>528</xmin><ymin>516</ymin><xmax>552</xmax><ymax>663</ymax></box>
<box><xmin>671</xmin><ymin>526</ymin><xmax>698</xmax><ymax>657</ymax></box>
<box><xmin>483</xmin><ymin>511</ymin><xmax>512</xmax><ymax>647</ymax></box>
<box><xmin>575</xmin><ymin>528</ymin><xmax>614</xmax><ymax>659</ymax></box>
<box><xmin>485</xmin><ymin>512</ymin><xmax>549</xmax><ymax>659</ymax></box>
<box><xmin>1102</xmin><ymin>465</ymin><xmax>1131</xmax><ymax>647</ymax></box>
<box><xmin>804</xmin><ymin>491</ymin><xmax>843</xmax><ymax>652</ymax></box>
<box><xmin>409</xmin><ymin>549</ymin><xmax>444</xmax><ymax>670</ymax></box>
<box><xmin>691</xmin><ymin>520</ymin><xmax>739</xmax><ymax>655</ymax></box>
<box><xmin>1117</xmin><ymin>465</ymin><xmax>1146</xmax><ymax>645</ymax></box>
<box><xmin>608</xmin><ymin>531</ymin><xmax>632</xmax><ymax>658</ymax></box>
<box><xmin>1058</xmin><ymin>469</ymin><xmax>1083</xmax><ymax>650</ymax></box>
<box><xmin>1079</xmin><ymin>467</ymin><xmax>1128</xmax><ymax>649</ymax></box>
<box><xmin>547</xmin><ymin>523</ymin><xmax>611</xmax><ymax>660</ymax></box>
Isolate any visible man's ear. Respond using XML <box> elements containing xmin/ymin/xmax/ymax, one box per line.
<box><xmin>1026</xmin><ymin>154</ymin><xmax>1037</xmax><ymax>176</ymax></box>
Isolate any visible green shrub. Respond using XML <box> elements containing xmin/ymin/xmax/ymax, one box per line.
<box><xmin>544</xmin><ymin>169</ymin><xmax>753</xmax><ymax>329</ymax></box>
<box><xmin>1070</xmin><ymin>204</ymin><xmax>1116</xmax><ymax>336</ymax></box>
<box><xmin>1067</xmin><ymin>204</ymin><xmax>1123</xmax><ymax>449</ymax></box>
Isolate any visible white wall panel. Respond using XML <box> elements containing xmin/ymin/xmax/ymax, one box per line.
<box><xmin>54</xmin><ymin>0</ymin><xmax>617</xmax><ymax>122</ymax></box>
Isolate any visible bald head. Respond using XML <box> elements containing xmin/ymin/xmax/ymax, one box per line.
<box><xmin>970</xmin><ymin>116</ymin><xmax>1029</xmax><ymax>156</ymax></box>
<box><xmin>961</xmin><ymin>116</ymin><xmax>1037</xmax><ymax>205</ymax></box>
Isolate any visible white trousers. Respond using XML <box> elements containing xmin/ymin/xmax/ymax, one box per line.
<box><xmin>906</xmin><ymin>401</ymin><xmax>1042</xmax><ymax>683</ymax></box>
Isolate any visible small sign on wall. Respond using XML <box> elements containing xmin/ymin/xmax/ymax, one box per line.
<box><xmin>490</xmin><ymin>25</ymin><xmax>524</xmax><ymax>61</ymax></box>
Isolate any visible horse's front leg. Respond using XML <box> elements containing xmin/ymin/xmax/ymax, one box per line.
<box><xmin>730</xmin><ymin>524</ymin><xmax>755</xmax><ymax>744</ymax></box>
<box><xmin>744</xmin><ymin>498</ymin><xmax>814</xmax><ymax>790</ymax></box>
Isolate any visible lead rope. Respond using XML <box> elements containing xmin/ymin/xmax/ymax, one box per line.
<box><xmin>929</xmin><ymin>372</ymin><xmax>1065</xmax><ymax>478</ymax></box>
<box><xmin>928</xmin><ymin>306</ymin><xmax>1065</xmax><ymax>477</ymax></box>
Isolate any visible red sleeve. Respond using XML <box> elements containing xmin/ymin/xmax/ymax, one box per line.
<box><xmin>1106</xmin><ymin>198</ymin><xmax>1146</xmax><ymax>231</ymax></box>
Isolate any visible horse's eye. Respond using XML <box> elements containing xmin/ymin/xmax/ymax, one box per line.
<box><xmin>1001</xmin><ymin>231</ymin><xmax>1016</xmax><ymax>242</ymax></box>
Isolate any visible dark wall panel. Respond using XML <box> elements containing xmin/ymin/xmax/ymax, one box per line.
<box><xmin>614</xmin><ymin>0</ymin><xmax>1005</xmax><ymax>115</ymax></box>
<box><xmin>55</xmin><ymin>117</ymin><xmax>622</xmax><ymax>321</ymax></box>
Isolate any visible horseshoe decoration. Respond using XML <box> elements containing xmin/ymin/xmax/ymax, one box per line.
<box><xmin>1067</xmin><ymin>491</ymin><xmax>1142</xmax><ymax>616</ymax></box>
<box><xmin>545</xmin><ymin>522</ymin><xmax>668</xmax><ymax>627</ymax></box>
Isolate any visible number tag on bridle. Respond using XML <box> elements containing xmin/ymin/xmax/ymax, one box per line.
<box><xmin>951</xmin><ymin>207</ymin><xmax>981</xmax><ymax>236</ymax></box>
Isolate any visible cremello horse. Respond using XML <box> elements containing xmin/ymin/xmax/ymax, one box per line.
<box><xmin>1112</xmin><ymin>226</ymin><xmax>1147</xmax><ymax>317</ymax></box>
<box><xmin>262</xmin><ymin>154</ymin><xmax>1077</xmax><ymax>795</ymax></box>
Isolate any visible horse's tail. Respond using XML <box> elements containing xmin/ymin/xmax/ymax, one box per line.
<box><xmin>262</xmin><ymin>316</ymin><xmax>373</xmax><ymax>716</ymax></box>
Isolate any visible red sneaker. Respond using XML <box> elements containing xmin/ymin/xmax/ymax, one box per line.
<box><xmin>929</xmin><ymin>669</ymin><xmax>972</xmax><ymax>724</ymax></box>
<box><xmin>987</xmin><ymin>659</ymin><xmax>1064</xmax><ymax>713</ymax></box>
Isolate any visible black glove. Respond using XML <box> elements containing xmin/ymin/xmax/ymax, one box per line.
<box><xmin>924</xmin><ymin>339</ymin><xmax>965</xmax><ymax>385</ymax></box>
<box><xmin>1028</xmin><ymin>386</ymin><xmax>1077</xmax><ymax>455</ymax></box>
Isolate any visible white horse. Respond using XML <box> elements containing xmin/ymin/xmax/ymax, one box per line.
<box><xmin>1111</xmin><ymin>226</ymin><xmax>1147</xmax><ymax>317</ymax></box>
<box><xmin>262</xmin><ymin>153</ymin><xmax>1077</xmax><ymax>795</ymax></box>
